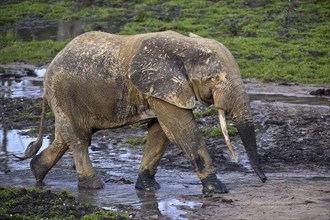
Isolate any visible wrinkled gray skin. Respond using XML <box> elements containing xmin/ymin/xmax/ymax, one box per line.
<box><xmin>16</xmin><ymin>31</ymin><xmax>267</xmax><ymax>195</ymax></box>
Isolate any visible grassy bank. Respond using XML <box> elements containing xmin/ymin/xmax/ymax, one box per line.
<box><xmin>0</xmin><ymin>0</ymin><xmax>329</xmax><ymax>83</ymax></box>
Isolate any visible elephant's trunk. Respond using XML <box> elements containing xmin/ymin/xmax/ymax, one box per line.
<box><xmin>215</xmin><ymin>86</ymin><xmax>267</xmax><ymax>182</ymax></box>
<box><xmin>234</xmin><ymin>121</ymin><xmax>267</xmax><ymax>182</ymax></box>
<box><xmin>229</xmin><ymin>92</ymin><xmax>267</xmax><ymax>182</ymax></box>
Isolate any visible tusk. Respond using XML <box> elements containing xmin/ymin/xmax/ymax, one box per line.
<box><xmin>218</xmin><ymin>109</ymin><xmax>237</xmax><ymax>162</ymax></box>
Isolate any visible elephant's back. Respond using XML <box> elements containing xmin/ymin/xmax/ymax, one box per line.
<box><xmin>50</xmin><ymin>31</ymin><xmax>123</xmax><ymax>76</ymax></box>
<box><xmin>45</xmin><ymin>30</ymin><xmax>182</xmax><ymax>83</ymax></box>
<box><xmin>43</xmin><ymin>32</ymin><xmax>150</xmax><ymax>127</ymax></box>
<box><xmin>45</xmin><ymin>31</ymin><xmax>148</xmax><ymax>84</ymax></box>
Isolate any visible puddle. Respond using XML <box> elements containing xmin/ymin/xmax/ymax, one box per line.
<box><xmin>0</xmin><ymin>68</ymin><xmax>46</xmax><ymax>98</ymax></box>
<box><xmin>0</xmin><ymin>127</ymin><xmax>50</xmax><ymax>171</ymax></box>
<box><xmin>249</xmin><ymin>93</ymin><xmax>330</xmax><ymax>107</ymax></box>
<box><xmin>4</xmin><ymin>20</ymin><xmax>88</xmax><ymax>42</ymax></box>
<box><xmin>158</xmin><ymin>198</ymin><xmax>202</xmax><ymax>220</ymax></box>
<box><xmin>1</xmin><ymin>16</ymin><xmax>129</xmax><ymax>43</ymax></box>
<box><xmin>85</xmin><ymin>141</ymin><xmax>203</xmax><ymax>220</ymax></box>
<box><xmin>74</xmin><ymin>181</ymin><xmax>202</xmax><ymax>220</ymax></box>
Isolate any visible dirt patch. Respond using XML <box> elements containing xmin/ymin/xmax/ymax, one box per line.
<box><xmin>181</xmin><ymin>173</ymin><xmax>330</xmax><ymax>220</ymax></box>
<box><xmin>258</xmin><ymin>101</ymin><xmax>330</xmax><ymax>172</ymax></box>
<box><xmin>1</xmin><ymin>97</ymin><xmax>46</xmax><ymax>130</ymax></box>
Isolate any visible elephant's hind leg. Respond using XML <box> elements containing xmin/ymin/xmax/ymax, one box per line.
<box><xmin>70</xmin><ymin>139</ymin><xmax>105</xmax><ymax>189</ymax></box>
<box><xmin>34</xmin><ymin>109</ymin><xmax>104</xmax><ymax>189</ymax></box>
<box><xmin>136</xmin><ymin>119</ymin><xmax>170</xmax><ymax>190</ymax></box>
<box><xmin>62</xmin><ymin>128</ymin><xmax>105</xmax><ymax>190</ymax></box>
<box><xmin>30</xmin><ymin>128</ymin><xmax>69</xmax><ymax>184</ymax></box>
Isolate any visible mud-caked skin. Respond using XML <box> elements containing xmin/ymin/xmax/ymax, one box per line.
<box><xmin>30</xmin><ymin>154</ymin><xmax>51</xmax><ymax>183</ymax></box>
<box><xmin>30</xmin><ymin>138</ymin><xmax>68</xmax><ymax>183</ymax></box>
<box><xmin>202</xmin><ymin>174</ymin><xmax>228</xmax><ymax>195</ymax></box>
<box><xmin>16</xmin><ymin>30</ymin><xmax>267</xmax><ymax>194</ymax></box>
<box><xmin>135</xmin><ymin>170</ymin><xmax>160</xmax><ymax>191</ymax></box>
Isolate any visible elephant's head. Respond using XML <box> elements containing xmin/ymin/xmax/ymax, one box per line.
<box><xmin>129</xmin><ymin>31</ymin><xmax>267</xmax><ymax>182</ymax></box>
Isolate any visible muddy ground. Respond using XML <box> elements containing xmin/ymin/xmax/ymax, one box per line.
<box><xmin>0</xmin><ymin>77</ymin><xmax>330</xmax><ymax>219</ymax></box>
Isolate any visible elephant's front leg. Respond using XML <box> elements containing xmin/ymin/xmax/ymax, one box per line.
<box><xmin>136</xmin><ymin>119</ymin><xmax>170</xmax><ymax>190</ymax></box>
<box><xmin>148</xmin><ymin>97</ymin><xmax>228</xmax><ymax>195</ymax></box>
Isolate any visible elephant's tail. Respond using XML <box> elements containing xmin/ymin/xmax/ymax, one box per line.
<box><xmin>13</xmin><ymin>96</ymin><xmax>48</xmax><ymax>160</ymax></box>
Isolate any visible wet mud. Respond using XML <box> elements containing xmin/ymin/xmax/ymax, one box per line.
<box><xmin>0</xmin><ymin>72</ymin><xmax>329</xmax><ymax>219</ymax></box>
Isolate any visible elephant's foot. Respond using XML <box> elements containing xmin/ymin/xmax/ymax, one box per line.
<box><xmin>135</xmin><ymin>170</ymin><xmax>160</xmax><ymax>191</ymax></box>
<box><xmin>78</xmin><ymin>175</ymin><xmax>105</xmax><ymax>189</ymax></box>
<box><xmin>30</xmin><ymin>154</ymin><xmax>51</xmax><ymax>183</ymax></box>
<box><xmin>201</xmin><ymin>174</ymin><xmax>228</xmax><ymax>196</ymax></box>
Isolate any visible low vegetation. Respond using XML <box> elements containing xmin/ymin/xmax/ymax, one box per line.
<box><xmin>194</xmin><ymin>107</ymin><xmax>218</xmax><ymax>118</ymax></box>
<box><xmin>202</xmin><ymin>124</ymin><xmax>238</xmax><ymax>138</ymax></box>
<box><xmin>0</xmin><ymin>0</ymin><xmax>329</xmax><ymax>83</ymax></box>
<box><xmin>18</xmin><ymin>100</ymin><xmax>54</xmax><ymax>120</ymax></box>
<box><xmin>0</xmin><ymin>187</ymin><xmax>129</xmax><ymax>220</ymax></box>
<box><xmin>126</xmin><ymin>136</ymin><xmax>147</xmax><ymax>146</ymax></box>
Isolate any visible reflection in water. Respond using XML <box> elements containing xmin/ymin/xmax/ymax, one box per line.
<box><xmin>0</xmin><ymin>127</ymin><xmax>50</xmax><ymax>172</ymax></box>
<box><xmin>77</xmin><ymin>142</ymin><xmax>203</xmax><ymax>219</ymax></box>
<box><xmin>76</xmin><ymin>187</ymin><xmax>202</xmax><ymax>220</ymax></box>
<box><xmin>159</xmin><ymin>198</ymin><xmax>202</xmax><ymax>220</ymax></box>
<box><xmin>15</xmin><ymin>20</ymin><xmax>87</xmax><ymax>42</ymax></box>
<box><xmin>0</xmin><ymin>78</ymin><xmax>44</xmax><ymax>98</ymax></box>
<box><xmin>56</xmin><ymin>20</ymin><xmax>86</xmax><ymax>42</ymax></box>
<box><xmin>0</xmin><ymin>128</ymin><xmax>9</xmax><ymax>175</ymax></box>
<box><xmin>136</xmin><ymin>190</ymin><xmax>162</xmax><ymax>217</ymax></box>
<box><xmin>0</xmin><ymin>68</ymin><xmax>46</xmax><ymax>98</ymax></box>
<box><xmin>136</xmin><ymin>190</ymin><xmax>203</xmax><ymax>220</ymax></box>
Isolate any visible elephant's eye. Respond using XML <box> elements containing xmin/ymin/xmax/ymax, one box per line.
<box><xmin>201</xmin><ymin>87</ymin><xmax>213</xmax><ymax>104</ymax></box>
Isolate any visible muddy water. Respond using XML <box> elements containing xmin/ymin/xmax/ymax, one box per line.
<box><xmin>1</xmin><ymin>20</ymin><xmax>88</xmax><ymax>42</ymax></box>
<box><xmin>249</xmin><ymin>93</ymin><xmax>330</xmax><ymax>106</ymax></box>
<box><xmin>0</xmin><ymin>67</ymin><xmax>45</xmax><ymax>98</ymax></box>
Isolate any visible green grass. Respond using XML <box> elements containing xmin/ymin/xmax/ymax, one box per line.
<box><xmin>0</xmin><ymin>0</ymin><xmax>329</xmax><ymax>83</ymax></box>
<box><xmin>202</xmin><ymin>124</ymin><xmax>238</xmax><ymax>138</ymax></box>
<box><xmin>0</xmin><ymin>0</ymin><xmax>95</xmax><ymax>24</ymax></box>
<box><xmin>194</xmin><ymin>107</ymin><xmax>218</xmax><ymax>119</ymax></box>
<box><xmin>0</xmin><ymin>38</ymin><xmax>68</xmax><ymax>65</ymax></box>
<box><xmin>126</xmin><ymin>136</ymin><xmax>147</xmax><ymax>146</ymax></box>
<box><xmin>194</xmin><ymin>107</ymin><xmax>238</xmax><ymax>137</ymax></box>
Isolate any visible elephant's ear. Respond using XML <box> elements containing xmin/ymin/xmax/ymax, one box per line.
<box><xmin>129</xmin><ymin>36</ymin><xmax>196</xmax><ymax>109</ymax></box>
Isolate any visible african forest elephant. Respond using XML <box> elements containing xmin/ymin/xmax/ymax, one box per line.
<box><xmin>15</xmin><ymin>30</ymin><xmax>267</xmax><ymax>195</ymax></box>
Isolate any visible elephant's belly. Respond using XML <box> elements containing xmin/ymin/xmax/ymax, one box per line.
<box><xmin>93</xmin><ymin>107</ymin><xmax>156</xmax><ymax>129</ymax></box>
